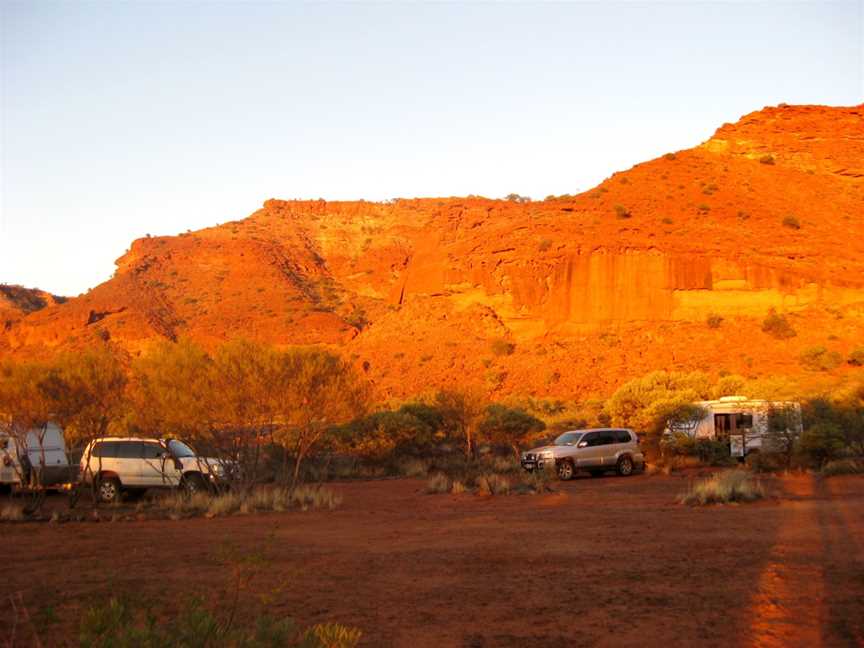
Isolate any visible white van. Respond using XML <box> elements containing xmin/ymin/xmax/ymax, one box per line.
<box><xmin>666</xmin><ymin>396</ymin><xmax>802</xmax><ymax>458</ymax></box>
<box><xmin>0</xmin><ymin>422</ymin><xmax>73</xmax><ymax>490</ymax></box>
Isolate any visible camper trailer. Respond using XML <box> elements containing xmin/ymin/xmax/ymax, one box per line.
<box><xmin>667</xmin><ymin>396</ymin><xmax>802</xmax><ymax>458</ymax></box>
<box><xmin>0</xmin><ymin>422</ymin><xmax>73</xmax><ymax>490</ymax></box>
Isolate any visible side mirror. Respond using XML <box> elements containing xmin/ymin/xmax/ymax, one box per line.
<box><xmin>577</xmin><ymin>441</ymin><xmax>588</xmax><ymax>448</ymax></box>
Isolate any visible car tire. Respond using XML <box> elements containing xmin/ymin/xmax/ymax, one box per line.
<box><xmin>181</xmin><ymin>473</ymin><xmax>208</xmax><ymax>496</ymax></box>
<box><xmin>616</xmin><ymin>455</ymin><xmax>634</xmax><ymax>477</ymax></box>
<box><xmin>98</xmin><ymin>476</ymin><xmax>122</xmax><ymax>504</ymax></box>
<box><xmin>556</xmin><ymin>460</ymin><xmax>575</xmax><ymax>481</ymax></box>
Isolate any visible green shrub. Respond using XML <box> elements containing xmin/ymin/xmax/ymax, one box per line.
<box><xmin>762</xmin><ymin>309</ymin><xmax>796</xmax><ymax>339</ymax></box>
<box><xmin>663</xmin><ymin>152</ymin><xmax>677</xmax><ymax>161</ymax></box>
<box><xmin>820</xmin><ymin>459</ymin><xmax>863</xmax><ymax>477</ymax></box>
<box><xmin>799</xmin><ymin>346</ymin><xmax>842</xmax><ymax>372</ymax></box>
<box><xmin>746</xmin><ymin>451</ymin><xmax>786</xmax><ymax>473</ymax></box>
<box><xmin>797</xmin><ymin>423</ymin><xmax>846</xmax><ymax>465</ymax></box>
<box><xmin>848</xmin><ymin>347</ymin><xmax>864</xmax><ymax>366</ymax></box>
<box><xmin>782</xmin><ymin>215</ymin><xmax>801</xmax><ymax>230</ymax></box>
<box><xmin>706</xmin><ymin>313</ymin><xmax>723</xmax><ymax>328</ymax></box>
<box><xmin>759</xmin><ymin>154</ymin><xmax>775</xmax><ymax>165</ymax></box>
<box><xmin>679</xmin><ymin>470</ymin><xmax>764</xmax><ymax>506</ymax></box>
<box><xmin>538</xmin><ymin>239</ymin><xmax>553</xmax><ymax>252</ymax></box>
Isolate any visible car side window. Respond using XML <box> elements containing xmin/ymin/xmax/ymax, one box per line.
<box><xmin>141</xmin><ymin>443</ymin><xmax>163</xmax><ymax>460</ymax></box>
<box><xmin>92</xmin><ymin>441</ymin><xmax>116</xmax><ymax>458</ymax></box>
<box><xmin>583</xmin><ymin>432</ymin><xmax>599</xmax><ymax>447</ymax></box>
<box><xmin>116</xmin><ymin>442</ymin><xmax>144</xmax><ymax>459</ymax></box>
<box><xmin>616</xmin><ymin>430</ymin><xmax>631</xmax><ymax>443</ymax></box>
<box><xmin>598</xmin><ymin>432</ymin><xmax>616</xmax><ymax>446</ymax></box>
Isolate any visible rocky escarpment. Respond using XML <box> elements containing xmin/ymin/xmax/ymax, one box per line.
<box><xmin>2</xmin><ymin>104</ymin><xmax>863</xmax><ymax>399</ymax></box>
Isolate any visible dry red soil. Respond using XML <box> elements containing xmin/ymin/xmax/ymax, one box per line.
<box><xmin>3</xmin><ymin>104</ymin><xmax>864</xmax><ymax>401</ymax></box>
<box><xmin>5</xmin><ymin>473</ymin><xmax>863</xmax><ymax>647</ymax></box>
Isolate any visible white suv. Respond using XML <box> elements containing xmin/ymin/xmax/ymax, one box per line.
<box><xmin>80</xmin><ymin>437</ymin><xmax>226</xmax><ymax>503</ymax></box>
<box><xmin>521</xmin><ymin>428</ymin><xmax>645</xmax><ymax>480</ymax></box>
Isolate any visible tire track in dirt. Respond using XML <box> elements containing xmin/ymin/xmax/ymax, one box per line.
<box><xmin>745</xmin><ymin>474</ymin><xmax>864</xmax><ymax>647</ymax></box>
<box><xmin>815</xmin><ymin>478</ymin><xmax>864</xmax><ymax>646</ymax></box>
<box><xmin>744</xmin><ymin>474</ymin><xmax>825</xmax><ymax>647</ymax></box>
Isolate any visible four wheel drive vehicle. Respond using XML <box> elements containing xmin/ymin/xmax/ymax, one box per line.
<box><xmin>521</xmin><ymin>428</ymin><xmax>645</xmax><ymax>480</ymax></box>
<box><xmin>79</xmin><ymin>437</ymin><xmax>230</xmax><ymax>503</ymax></box>
<box><xmin>1</xmin><ymin>422</ymin><xmax>74</xmax><ymax>490</ymax></box>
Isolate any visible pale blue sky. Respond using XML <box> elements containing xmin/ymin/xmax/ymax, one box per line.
<box><xmin>1</xmin><ymin>1</ymin><xmax>862</xmax><ymax>296</ymax></box>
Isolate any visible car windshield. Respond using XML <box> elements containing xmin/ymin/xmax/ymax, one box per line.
<box><xmin>554</xmin><ymin>432</ymin><xmax>584</xmax><ymax>446</ymax></box>
<box><xmin>167</xmin><ymin>439</ymin><xmax>196</xmax><ymax>458</ymax></box>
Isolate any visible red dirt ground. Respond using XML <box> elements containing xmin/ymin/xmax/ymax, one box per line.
<box><xmin>4</xmin><ymin>472</ymin><xmax>863</xmax><ymax>647</ymax></box>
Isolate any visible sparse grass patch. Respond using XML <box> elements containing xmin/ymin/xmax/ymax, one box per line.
<box><xmin>759</xmin><ymin>154</ymin><xmax>775</xmax><ymax>165</ymax></box>
<box><xmin>679</xmin><ymin>470</ymin><xmax>764</xmax><ymax>506</ymax></box>
<box><xmin>155</xmin><ymin>485</ymin><xmax>342</xmax><ymax>517</ymax></box>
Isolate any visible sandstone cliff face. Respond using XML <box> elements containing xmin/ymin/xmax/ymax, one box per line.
<box><xmin>3</xmin><ymin>104</ymin><xmax>863</xmax><ymax>399</ymax></box>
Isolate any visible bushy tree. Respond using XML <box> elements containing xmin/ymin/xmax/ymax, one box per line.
<box><xmin>605</xmin><ymin>371</ymin><xmax>711</xmax><ymax>434</ymax></box>
<box><xmin>273</xmin><ymin>348</ymin><xmax>369</xmax><ymax>488</ymax></box>
<box><xmin>478</xmin><ymin>405</ymin><xmax>545</xmax><ymax>459</ymax></box>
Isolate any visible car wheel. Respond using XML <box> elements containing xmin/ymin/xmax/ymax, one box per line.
<box><xmin>616</xmin><ymin>456</ymin><xmax>634</xmax><ymax>476</ymax></box>
<box><xmin>98</xmin><ymin>477</ymin><xmax>121</xmax><ymax>504</ymax></box>
<box><xmin>181</xmin><ymin>473</ymin><xmax>208</xmax><ymax>496</ymax></box>
<box><xmin>556</xmin><ymin>460</ymin><xmax>575</xmax><ymax>481</ymax></box>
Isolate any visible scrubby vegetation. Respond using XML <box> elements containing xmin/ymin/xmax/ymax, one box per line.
<box><xmin>679</xmin><ymin>470</ymin><xmax>764</xmax><ymax>506</ymax></box>
<box><xmin>762</xmin><ymin>309</ymin><xmax>796</xmax><ymax>339</ymax></box>
<box><xmin>706</xmin><ymin>312</ymin><xmax>723</xmax><ymax>328</ymax></box>
<box><xmin>799</xmin><ymin>346</ymin><xmax>842</xmax><ymax>372</ymax></box>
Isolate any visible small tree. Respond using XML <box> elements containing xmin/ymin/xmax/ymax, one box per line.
<box><xmin>434</xmin><ymin>388</ymin><xmax>488</xmax><ymax>460</ymax></box>
<box><xmin>478</xmin><ymin>404</ymin><xmax>545</xmax><ymax>460</ymax></box>
<box><xmin>273</xmin><ymin>348</ymin><xmax>368</xmax><ymax>489</ymax></box>
<box><xmin>766</xmin><ymin>404</ymin><xmax>802</xmax><ymax>465</ymax></box>
<box><xmin>798</xmin><ymin>423</ymin><xmax>845</xmax><ymax>467</ymax></box>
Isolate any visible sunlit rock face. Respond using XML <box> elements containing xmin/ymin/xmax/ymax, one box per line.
<box><xmin>3</xmin><ymin>104</ymin><xmax>864</xmax><ymax>399</ymax></box>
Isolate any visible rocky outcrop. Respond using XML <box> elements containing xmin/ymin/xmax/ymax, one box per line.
<box><xmin>3</xmin><ymin>104</ymin><xmax>863</xmax><ymax>398</ymax></box>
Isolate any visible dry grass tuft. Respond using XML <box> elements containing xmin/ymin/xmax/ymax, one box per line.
<box><xmin>156</xmin><ymin>485</ymin><xmax>341</xmax><ymax>517</ymax></box>
<box><xmin>425</xmin><ymin>473</ymin><xmax>451</xmax><ymax>494</ymax></box>
<box><xmin>476</xmin><ymin>473</ymin><xmax>510</xmax><ymax>496</ymax></box>
<box><xmin>397</xmin><ymin>458</ymin><xmax>430</xmax><ymax>478</ymax></box>
<box><xmin>1</xmin><ymin>502</ymin><xmax>24</xmax><ymax>521</ymax></box>
<box><xmin>821</xmin><ymin>459</ymin><xmax>863</xmax><ymax>477</ymax></box>
<box><xmin>679</xmin><ymin>470</ymin><xmax>764</xmax><ymax>506</ymax></box>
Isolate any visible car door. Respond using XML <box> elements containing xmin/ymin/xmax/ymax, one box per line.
<box><xmin>576</xmin><ymin>432</ymin><xmax>604</xmax><ymax>467</ymax></box>
<box><xmin>593</xmin><ymin>431</ymin><xmax>617</xmax><ymax>465</ymax></box>
<box><xmin>140</xmin><ymin>441</ymin><xmax>179</xmax><ymax>487</ymax></box>
<box><xmin>114</xmin><ymin>441</ymin><xmax>145</xmax><ymax>486</ymax></box>
<box><xmin>0</xmin><ymin>435</ymin><xmax>16</xmax><ymax>484</ymax></box>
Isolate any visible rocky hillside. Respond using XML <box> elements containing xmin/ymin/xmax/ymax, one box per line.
<box><xmin>0</xmin><ymin>285</ymin><xmax>66</xmax><ymax>323</ymax></box>
<box><xmin>3</xmin><ymin>104</ymin><xmax>863</xmax><ymax>400</ymax></box>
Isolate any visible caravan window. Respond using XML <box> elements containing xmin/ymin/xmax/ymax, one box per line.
<box><xmin>736</xmin><ymin>413</ymin><xmax>753</xmax><ymax>429</ymax></box>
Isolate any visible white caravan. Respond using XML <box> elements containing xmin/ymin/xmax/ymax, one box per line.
<box><xmin>0</xmin><ymin>422</ymin><xmax>73</xmax><ymax>489</ymax></box>
<box><xmin>667</xmin><ymin>396</ymin><xmax>802</xmax><ymax>458</ymax></box>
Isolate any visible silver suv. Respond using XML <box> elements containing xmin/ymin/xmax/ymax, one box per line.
<box><xmin>521</xmin><ymin>428</ymin><xmax>644</xmax><ymax>480</ymax></box>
